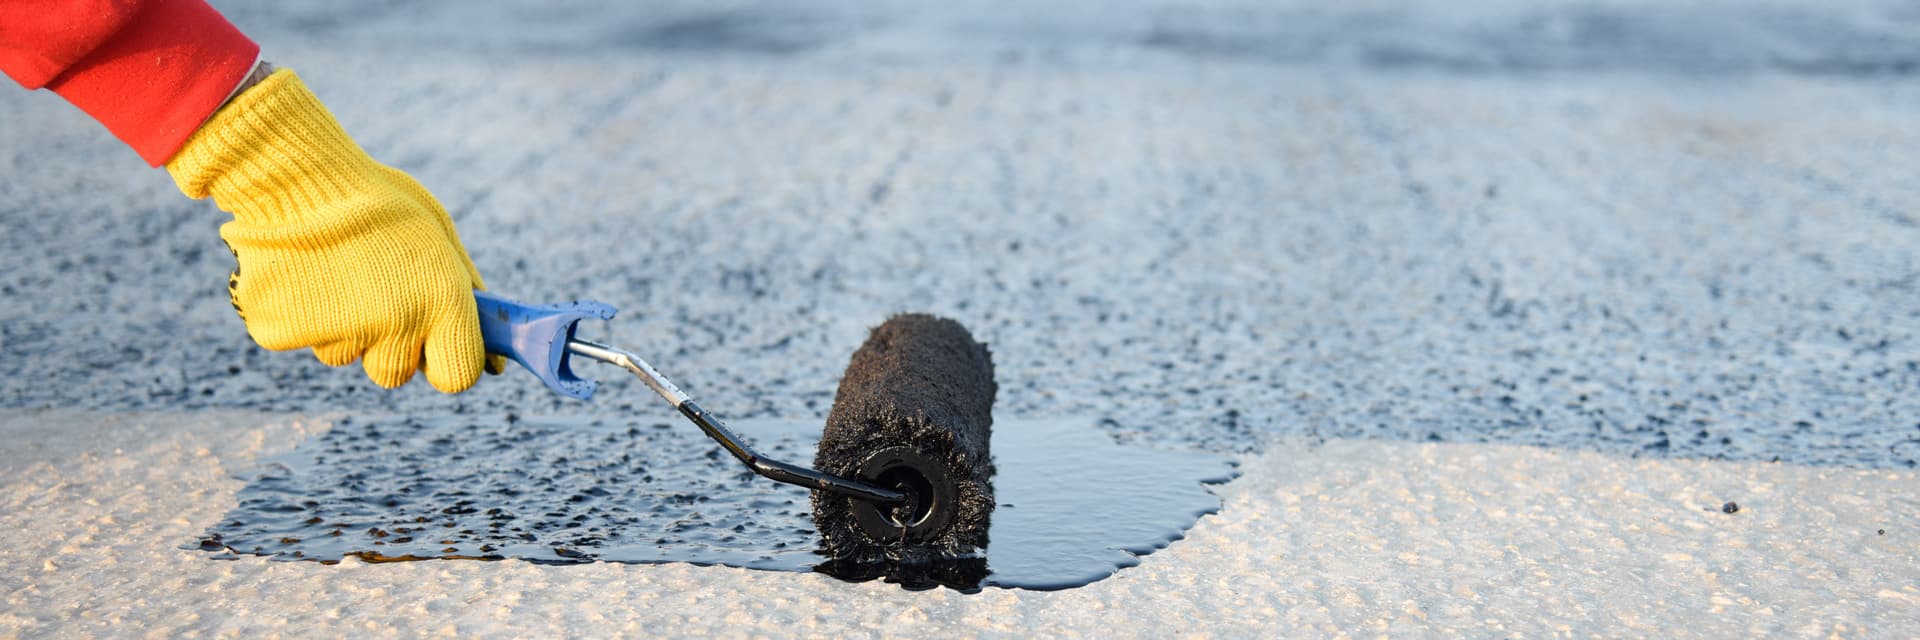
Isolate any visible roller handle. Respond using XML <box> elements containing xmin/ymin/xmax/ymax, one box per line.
<box><xmin>474</xmin><ymin>290</ymin><xmax>618</xmax><ymax>400</ymax></box>
<box><xmin>472</xmin><ymin>291</ymin><xmax>906</xmax><ymax>504</ymax></box>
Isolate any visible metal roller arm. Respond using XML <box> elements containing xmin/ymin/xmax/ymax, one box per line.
<box><xmin>565</xmin><ymin>339</ymin><xmax>906</xmax><ymax>505</ymax></box>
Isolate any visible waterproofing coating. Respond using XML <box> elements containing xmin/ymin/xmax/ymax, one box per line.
<box><xmin>813</xmin><ymin>314</ymin><xmax>997</xmax><ymax>563</ymax></box>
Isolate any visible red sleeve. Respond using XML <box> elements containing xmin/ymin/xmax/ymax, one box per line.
<box><xmin>0</xmin><ymin>0</ymin><xmax>259</xmax><ymax>166</ymax></box>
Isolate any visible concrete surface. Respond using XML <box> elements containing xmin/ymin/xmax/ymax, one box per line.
<box><xmin>1</xmin><ymin>411</ymin><xmax>1913</xmax><ymax>637</ymax></box>
<box><xmin>2</xmin><ymin>0</ymin><xmax>1917</xmax><ymax>636</ymax></box>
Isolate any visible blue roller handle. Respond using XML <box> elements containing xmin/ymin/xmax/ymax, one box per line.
<box><xmin>474</xmin><ymin>290</ymin><xmax>618</xmax><ymax>400</ymax></box>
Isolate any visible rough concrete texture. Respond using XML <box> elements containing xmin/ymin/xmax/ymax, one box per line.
<box><xmin>2</xmin><ymin>0</ymin><xmax>1918</xmax><ymax>635</ymax></box>
<box><xmin>3</xmin><ymin>1</ymin><xmax>1917</xmax><ymax>468</ymax></box>
<box><xmin>3</xmin><ymin>1</ymin><xmax>1916</xmax><ymax>469</ymax></box>
<box><xmin>1</xmin><ymin>411</ymin><xmax>1913</xmax><ymax>636</ymax></box>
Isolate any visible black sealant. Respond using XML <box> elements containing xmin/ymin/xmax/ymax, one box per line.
<box><xmin>190</xmin><ymin>415</ymin><xmax>1234</xmax><ymax>592</ymax></box>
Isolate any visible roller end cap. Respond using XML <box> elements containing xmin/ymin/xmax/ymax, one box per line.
<box><xmin>849</xmin><ymin>446</ymin><xmax>959</xmax><ymax>543</ymax></box>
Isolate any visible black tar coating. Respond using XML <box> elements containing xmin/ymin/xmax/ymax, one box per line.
<box><xmin>190</xmin><ymin>415</ymin><xmax>831</xmax><ymax>568</ymax></box>
<box><xmin>813</xmin><ymin>313</ymin><xmax>997</xmax><ymax>563</ymax></box>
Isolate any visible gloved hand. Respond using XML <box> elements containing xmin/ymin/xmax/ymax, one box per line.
<box><xmin>166</xmin><ymin>68</ymin><xmax>501</xmax><ymax>392</ymax></box>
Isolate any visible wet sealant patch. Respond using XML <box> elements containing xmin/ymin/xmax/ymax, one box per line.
<box><xmin>192</xmin><ymin>415</ymin><xmax>1235</xmax><ymax>591</ymax></box>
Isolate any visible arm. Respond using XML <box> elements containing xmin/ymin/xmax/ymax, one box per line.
<box><xmin>0</xmin><ymin>0</ymin><xmax>258</xmax><ymax>166</ymax></box>
<box><xmin>5</xmin><ymin>0</ymin><xmax>498</xmax><ymax>393</ymax></box>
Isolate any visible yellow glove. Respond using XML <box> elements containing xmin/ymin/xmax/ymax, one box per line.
<box><xmin>166</xmin><ymin>69</ymin><xmax>498</xmax><ymax>392</ymax></box>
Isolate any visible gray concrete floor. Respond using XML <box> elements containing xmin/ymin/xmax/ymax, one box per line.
<box><xmin>5</xmin><ymin>0</ymin><xmax>1914</xmax><ymax>467</ymax></box>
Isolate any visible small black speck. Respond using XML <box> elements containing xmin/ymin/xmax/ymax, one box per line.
<box><xmin>1878</xmin><ymin>529</ymin><xmax>1886</xmax><ymax>535</ymax></box>
<box><xmin>1721</xmin><ymin>501</ymin><xmax>1739</xmax><ymax>514</ymax></box>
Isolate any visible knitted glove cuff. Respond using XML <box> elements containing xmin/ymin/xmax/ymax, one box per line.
<box><xmin>166</xmin><ymin>68</ymin><xmax>385</xmax><ymax>226</ymax></box>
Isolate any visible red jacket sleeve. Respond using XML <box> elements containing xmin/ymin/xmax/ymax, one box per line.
<box><xmin>0</xmin><ymin>0</ymin><xmax>259</xmax><ymax>166</ymax></box>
